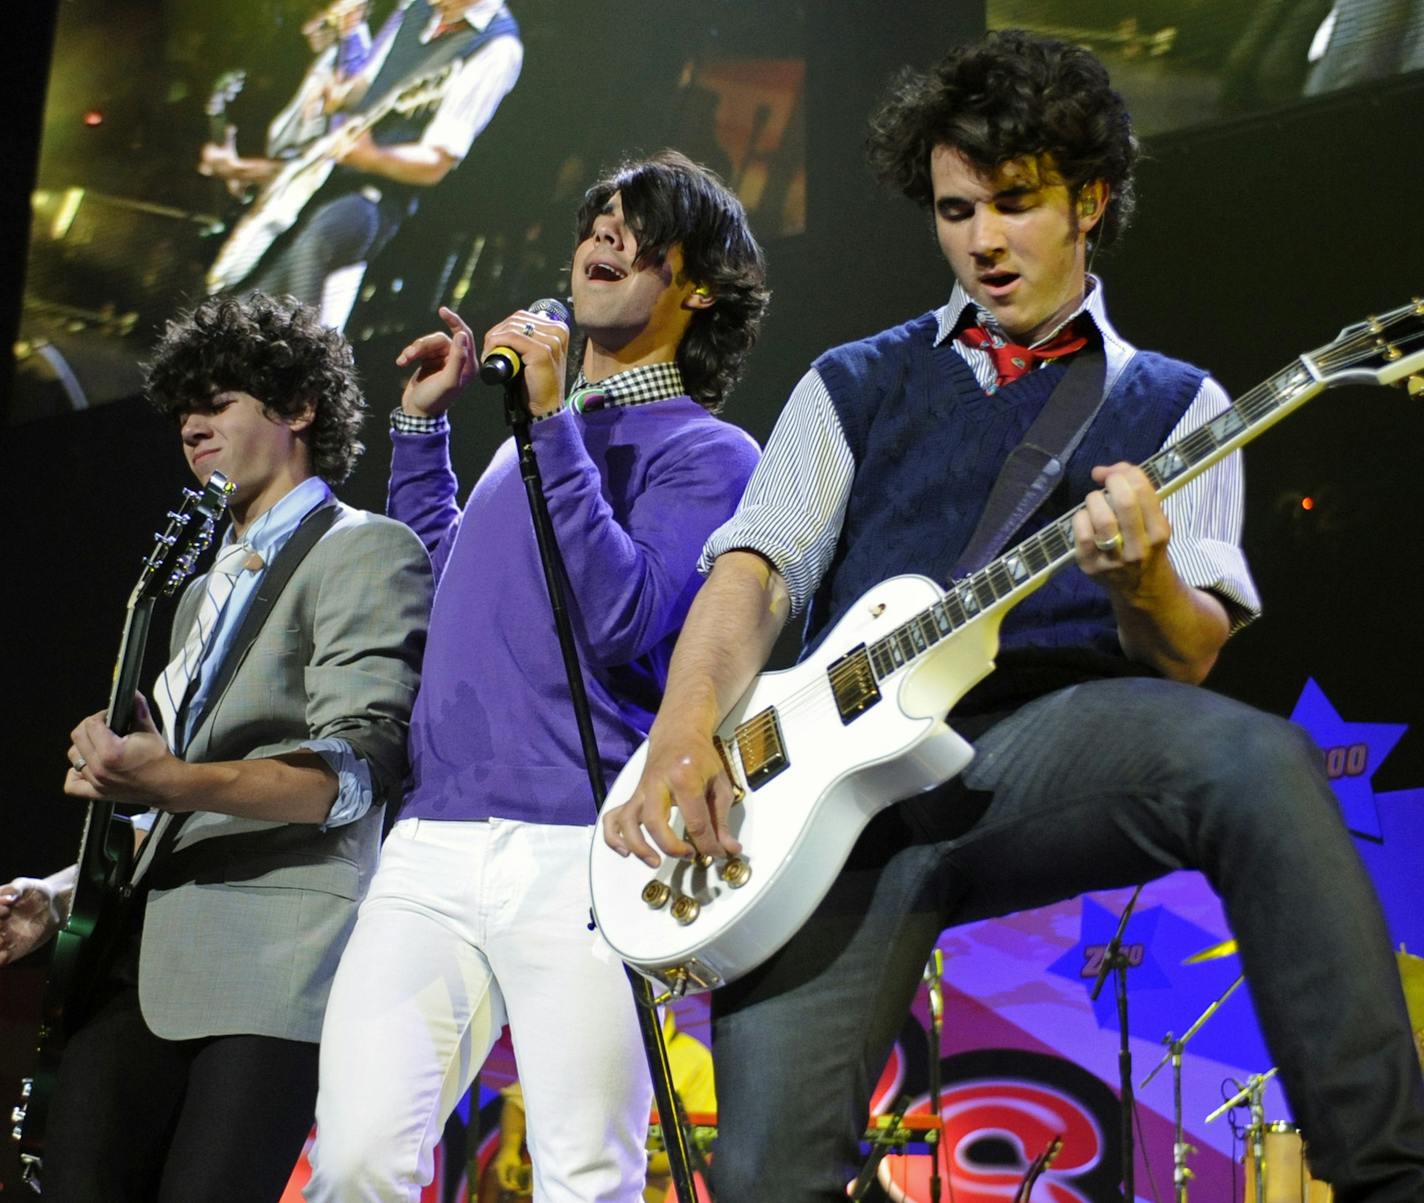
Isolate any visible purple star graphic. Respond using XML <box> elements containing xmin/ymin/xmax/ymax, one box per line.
<box><xmin>1289</xmin><ymin>678</ymin><xmax>1406</xmax><ymax>840</ymax></box>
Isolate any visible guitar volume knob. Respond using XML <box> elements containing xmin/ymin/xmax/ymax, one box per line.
<box><xmin>719</xmin><ymin>857</ymin><xmax>752</xmax><ymax>888</ymax></box>
<box><xmin>670</xmin><ymin>895</ymin><xmax>701</xmax><ymax>926</ymax></box>
<box><xmin>641</xmin><ymin>880</ymin><xmax>671</xmax><ymax>910</ymax></box>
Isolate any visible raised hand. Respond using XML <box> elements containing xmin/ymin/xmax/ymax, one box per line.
<box><xmin>396</xmin><ymin>307</ymin><xmax>478</xmax><ymax>419</ymax></box>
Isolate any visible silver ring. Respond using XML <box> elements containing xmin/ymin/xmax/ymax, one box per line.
<box><xmin>521</xmin><ymin>322</ymin><xmax>535</xmax><ymax>336</ymax></box>
<box><xmin>71</xmin><ymin>754</ymin><xmax>87</xmax><ymax>772</ymax></box>
<box><xmin>1094</xmin><ymin>531</ymin><xmax>1124</xmax><ymax>554</ymax></box>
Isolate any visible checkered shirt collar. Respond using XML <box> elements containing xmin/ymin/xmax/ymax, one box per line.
<box><xmin>566</xmin><ymin>361</ymin><xmax>686</xmax><ymax>414</ymax></box>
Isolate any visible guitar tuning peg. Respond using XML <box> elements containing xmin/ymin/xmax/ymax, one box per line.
<box><xmin>166</xmin><ymin>509</ymin><xmax>192</xmax><ymax>524</ymax></box>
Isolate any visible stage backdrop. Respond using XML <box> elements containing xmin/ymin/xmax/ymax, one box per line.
<box><xmin>4</xmin><ymin>4</ymin><xmax>1424</xmax><ymax>1201</ymax></box>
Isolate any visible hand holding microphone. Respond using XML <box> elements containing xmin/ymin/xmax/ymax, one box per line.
<box><xmin>479</xmin><ymin>297</ymin><xmax>572</xmax><ymax>418</ymax></box>
<box><xmin>396</xmin><ymin>299</ymin><xmax>571</xmax><ymax>422</ymax></box>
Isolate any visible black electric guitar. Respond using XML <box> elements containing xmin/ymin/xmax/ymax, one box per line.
<box><xmin>10</xmin><ymin>472</ymin><xmax>234</xmax><ymax>1188</ymax></box>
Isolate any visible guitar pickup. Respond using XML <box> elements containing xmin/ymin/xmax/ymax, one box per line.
<box><xmin>733</xmin><ymin>706</ymin><xmax>788</xmax><ymax>791</ymax></box>
<box><xmin>828</xmin><ymin>644</ymin><xmax>881</xmax><ymax>724</ymax></box>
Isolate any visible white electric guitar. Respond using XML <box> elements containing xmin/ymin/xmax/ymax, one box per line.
<box><xmin>589</xmin><ymin>300</ymin><xmax>1424</xmax><ymax>995</ymax></box>
<box><xmin>205</xmin><ymin>67</ymin><xmax>453</xmax><ymax>293</ymax></box>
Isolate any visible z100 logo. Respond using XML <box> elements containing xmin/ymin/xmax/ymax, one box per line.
<box><xmin>873</xmin><ymin>1047</ymin><xmax>1122</xmax><ymax>1202</ymax></box>
<box><xmin>1078</xmin><ymin>943</ymin><xmax>1145</xmax><ymax>978</ymax></box>
<box><xmin>1323</xmin><ymin>742</ymin><xmax>1369</xmax><ymax>779</ymax></box>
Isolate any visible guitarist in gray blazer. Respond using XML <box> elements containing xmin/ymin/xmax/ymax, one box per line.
<box><xmin>0</xmin><ymin>293</ymin><xmax>432</xmax><ymax>1202</ymax></box>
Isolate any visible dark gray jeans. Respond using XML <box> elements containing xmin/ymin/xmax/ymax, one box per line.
<box><xmin>710</xmin><ymin>677</ymin><xmax>1424</xmax><ymax>1202</ymax></box>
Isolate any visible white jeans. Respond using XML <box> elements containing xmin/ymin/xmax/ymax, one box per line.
<box><xmin>305</xmin><ymin>817</ymin><xmax>651</xmax><ymax>1203</ymax></box>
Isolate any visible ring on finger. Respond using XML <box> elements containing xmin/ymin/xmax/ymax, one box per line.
<box><xmin>1094</xmin><ymin>530</ymin><xmax>1124</xmax><ymax>554</ymax></box>
<box><xmin>521</xmin><ymin>322</ymin><xmax>534</xmax><ymax>336</ymax></box>
<box><xmin>71</xmin><ymin>753</ymin><xmax>87</xmax><ymax>772</ymax></box>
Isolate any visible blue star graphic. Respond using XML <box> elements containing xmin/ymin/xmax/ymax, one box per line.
<box><xmin>1289</xmin><ymin>678</ymin><xmax>1406</xmax><ymax>840</ymax></box>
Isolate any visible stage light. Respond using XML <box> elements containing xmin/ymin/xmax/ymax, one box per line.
<box><xmin>1301</xmin><ymin>496</ymin><xmax>1315</xmax><ymax>512</ymax></box>
<box><xmin>83</xmin><ymin>109</ymin><xmax>103</xmax><ymax>127</ymax></box>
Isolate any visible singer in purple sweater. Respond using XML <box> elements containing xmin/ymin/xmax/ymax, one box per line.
<box><xmin>307</xmin><ymin>151</ymin><xmax>768</xmax><ymax>1203</ymax></box>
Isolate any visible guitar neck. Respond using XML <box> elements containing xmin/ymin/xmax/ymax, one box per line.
<box><xmin>69</xmin><ymin>596</ymin><xmax>155</xmax><ymax>915</ymax></box>
<box><xmin>106</xmin><ymin>598</ymin><xmax>154</xmax><ymax>737</ymax></box>
<box><xmin>866</xmin><ymin>353</ymin><xmax>1340</xmax><ymax>683</ymax></box>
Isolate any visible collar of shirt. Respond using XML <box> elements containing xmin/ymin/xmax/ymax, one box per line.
<box><xmin>935</xmin><ymin>274</ymin><xmax>1133</xmax><ymax>392</ymax></box>
<box><xmin>176</xmin><ymin>476</ymin><xmax>332</xmax><ymax>747</ymax></box>
<box><xmin>563</xmin><ymin>361</ymin><xmax>687</xmax><ymax>415</ymax></box>
<box><xmin>223</xmin><ymin>475</ymin><xmax>333</xmax><ymax>565</ymax></box>
<box><xmin>421</xmin><ymin>0</ymin><xmax>504</xmax><ymax>42</ymax></box>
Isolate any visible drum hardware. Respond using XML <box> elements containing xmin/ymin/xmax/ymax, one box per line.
<box><xmin>1142</xmin><ymin>973</ymin><xmax>1245</xmax><ymax>1202</ymax></box>
<box><xmin>1183</xmin><ymin>936</ymin><xmax>1238</xmax><ymax>964</ymax></box>
<box><xmin>850</xmin><ymin>1093</ymin><xmax>943</xmax><ymax>1201</ymax></box>
<box><xmin>1207</xmin><ymin>1066</ymin><xmax>1279</xmax><ymax>1203</ymax></box>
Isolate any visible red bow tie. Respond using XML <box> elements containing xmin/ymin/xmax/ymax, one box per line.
<box><xmin>959</xmin><ymin>322</ymin><xmax>1088</xmax><ymax>388</ymax></box>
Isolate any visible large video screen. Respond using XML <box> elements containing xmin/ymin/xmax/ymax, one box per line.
<box><xmin>991</xmin><ymin>0</ymin><xmax>1424</xmax><ymax>135</ymax></box>
<box><xmin>13</xmin><ymin>0</ymin><xmax>806</xmax><ymax>421</ymax></box>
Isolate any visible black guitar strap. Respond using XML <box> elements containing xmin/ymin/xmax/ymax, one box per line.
<box><xmin>137</xmin><ymin>501</ymin><xmax>340</xmax><ymax>878</ymax></box>
<box><xmin>180</xmin><ymin>500</ymin><xmax>340</xmax><ymax>744</ymax></box>
<box><xmin>951</xmin><ymin>345</ymin><xmax>1111</xmax><ymax>577</ymax></box>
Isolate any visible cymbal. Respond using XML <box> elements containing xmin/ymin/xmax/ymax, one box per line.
<box><xmin>1184</xmin><ymin>937</ymin><xmax>1238</xmax><ymax>965</ymax></box>
<box><xmin>1185</xmin><ymin>944</ymin><xmax>1424</xmax><ymax>1025</ymax></box>
<box><xmin>1398</xmin><ymin>949</ymin><xmax>1424</xmax><ymax>1031</ymax></box>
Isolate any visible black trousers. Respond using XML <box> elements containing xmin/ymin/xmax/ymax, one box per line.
<box><xmin>42</xmin><ymin>983</ymin><xmax>319</xmax><ymax>1203</ymax></box>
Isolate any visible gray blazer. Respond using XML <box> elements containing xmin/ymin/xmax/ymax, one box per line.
<box><xmin>131</xmin><ymin>502</ymin><xmax>431</xmax><ymax>1042</ymax></box>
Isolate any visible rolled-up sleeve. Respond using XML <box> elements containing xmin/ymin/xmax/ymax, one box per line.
<box><xmin>1159</xmin><ymin>374</ymin><xmax>1262</xmax><ymax>631</ymax></box>
<box><xmin>700</xmin><ymin>369</ymin><xmax>854</xmax><ymax>617</ymax></box>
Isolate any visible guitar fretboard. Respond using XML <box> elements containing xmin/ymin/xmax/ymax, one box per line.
<box><xmin>864</xmin><ymin>356</ymin><xmax>1326</xmax><ymax>683</ymax></box>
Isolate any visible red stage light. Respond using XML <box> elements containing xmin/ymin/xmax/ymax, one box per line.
<box><xmin>83</xmin><ymin>110</ymin><xmax>104</xmax><ymax>126</ymax></box>
<box><xmin>1301</xmin><ymin>496</ymin><xmax>1315</xmax><ymax>511</ymax></box>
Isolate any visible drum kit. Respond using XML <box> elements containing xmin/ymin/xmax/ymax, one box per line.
<box><xmin>1146</xmin><ymin>937</ymin><xmax>1424</xmax><ymax>1202</ymax></box>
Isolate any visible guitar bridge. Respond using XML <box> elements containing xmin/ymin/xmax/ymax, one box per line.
<box><xmin>733</xmin><ymin>706</ymin><xmax>788</xmax><ymax>791</ymax></box>
<box><xmin>828</xmin><ymin>644</ymin><xmax>881</xmax><ymax>724</ymax></box>
<box><xmin>712</xmin><ymin>734</ymin><xmax>745</xmax><ymax>804</ymax></box>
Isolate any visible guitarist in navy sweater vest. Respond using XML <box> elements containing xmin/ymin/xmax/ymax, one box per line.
<box><xmin>602</xmin><ymin>30</ymin><xmax>1424</xmax><ymax>1203</ymax></box>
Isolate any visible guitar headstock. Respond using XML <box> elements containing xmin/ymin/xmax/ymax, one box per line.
<box><xmin>205</xmin><ymin>69</ymin><xmax>247</xmax><ymax>118</ymax></box>
<box><xmin>128</xmin><ymin>472</ymin><xmax>236</xmax><ymax>609</ymax></box>
<box><xmin>1304</xmin><ymin>297</ymin><xmax>1424</xmax><ymax>393</ymax></box>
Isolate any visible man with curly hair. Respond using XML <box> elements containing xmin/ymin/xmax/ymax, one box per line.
<box><xmin>0</xmin><ymin>292</ymin><xmax>432</xmax><ymax>1201</ymax></box>
<box><xmin>602</xmin><ymin>32</ymin><xmax>1424</xmax><ymax>1202</ymax></box>
<box><xmin>306</xmin><ymin>151</ymin><xmax>767</xmax><ymax>1202</ymax></box>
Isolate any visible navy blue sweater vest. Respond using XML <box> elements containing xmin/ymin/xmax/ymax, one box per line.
<box><xmin>805</xmin><ymin>310</ymin><xmax>1205</xmax><ymax>669</ymax></box>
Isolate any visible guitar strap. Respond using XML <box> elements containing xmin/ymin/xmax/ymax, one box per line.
<box><xmin>950</xmin><ymin>344</ymin><xmax>1111</xmax><ymax>577</ymax></box>
<box><xmin>135</xmin><ymin>501</ymin><xmax>340</xmax><ymax>881</ymax></box>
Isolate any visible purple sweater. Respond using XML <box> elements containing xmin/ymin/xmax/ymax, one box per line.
<box><xmin>389</xmin><ymin>399</ymin><xmax>759</xmax><ymax>825</ymax></box>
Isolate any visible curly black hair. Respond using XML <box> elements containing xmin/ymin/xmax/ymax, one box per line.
<box><xmin>144</xmin><ymin>292</ymin><xmax>366</xmax><ymax>484</ymax></box>
<box><xmin>573</xmin><ymin>150</ymin><xmax>770</xmax><ymax>412</ymax></box>
<box><xmin>867</xmin><ymin>30</ymin><xmax>1138</xmax><ymax>249</ymax></box>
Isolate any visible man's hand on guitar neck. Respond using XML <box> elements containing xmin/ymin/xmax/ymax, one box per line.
<box><xmin>0</xmin><ymin>866</ymin><xmax>75</xmax><ymax>966</ymax></box>
<box><xmin>1070</xmin><ymin>461</ymin><xmax>1230</xmax><ymax>683</ymax></box>
<box><xmin>63</xmin><ymin>693</ymin><xmax>340</xmax><ymax>824</ymax></box>
<box><xmin>64</xmin><ymin>693</ymin><xmax>184</xmax><ymax>810</ymax></box>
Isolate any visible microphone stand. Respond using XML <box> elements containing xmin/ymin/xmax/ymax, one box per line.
<box><xmin>1090</xmin><ymin>884</ymin><xmax>1143</xmax><ymax>1202</ymax></box>
<box><xmin>925</xmin><ymin>949</ymin><xmax>945</xmax><ymax>1203</ymax></box>
<box><xmin>1140</xmin><ymin>974</ymin><xmax>1244</xmax><ymax>1203</ymax></box>
<box><xmin>499</xmin><ymin>380</ymin><xmax>699</xmax><ymax>1203</ymax></box>
<box><xmin>1205</xmin><ymin>1066</ymin><xmax>1278</xmax><ymax>1203</ymax></box>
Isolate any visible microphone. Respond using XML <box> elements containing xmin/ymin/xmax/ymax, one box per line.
<box><xmin>923</xmin><ymin>948</ymin><xmax>944</xmax><ymax>1023</ymax></box>
<box><xmin>479</xmin><ymin>297</ymin><xmax>572</xmax><ymax>385</ymax></box>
